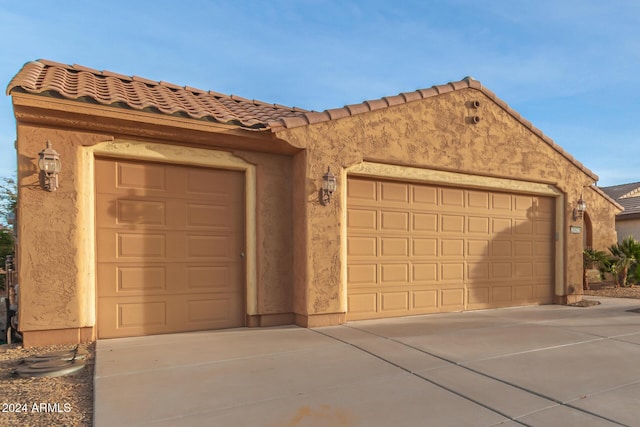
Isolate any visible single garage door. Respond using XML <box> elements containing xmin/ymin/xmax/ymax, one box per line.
<box><xmin>347</xmin><ymin>177</ymin><xmax>554</xmax><ymax>320</ymax></box>
<box><xmin>96</xmin><ymin>158</ymin><xmax>245</xmax><ymax>338</ymax></box>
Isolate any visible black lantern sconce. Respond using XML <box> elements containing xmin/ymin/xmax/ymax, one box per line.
<box><xmin>321</xmin><ymin>167</ymin><xmax>337</xmax><ymax>205</ymax></box>
<box><xmin>38</xmin><ymin>141</ymin><xmax>61</xmax><ymax>191</ymax></box>
<box><xmin>573</xmin><ymin>194</ymin><xmax>586</xmax><ymax>221</ymax></box>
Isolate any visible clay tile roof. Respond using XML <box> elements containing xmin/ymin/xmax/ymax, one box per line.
<box><xmin>6</xmin><ymin>60</ymin><xmax>309</xmax><ymax>130</ymax></box>
<box><xmin>6</xmin><ymin>60</ymin><xmax>599</xmax><ymax>181</ymax></box>
<box><xmin>600</xmin><ymin>182</ymin><xmax>640</xmax><ymax>217</ymax></box>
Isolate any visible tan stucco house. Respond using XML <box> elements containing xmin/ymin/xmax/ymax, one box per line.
<box><xmin>6</xmin><ymin>60</ymin><xmax>621</xmax><ymax>347</ymax></box>
<box><xmin>601</xmin><ymin>182</ymin><xmax>640</xmax><ymax>242</ymax></box>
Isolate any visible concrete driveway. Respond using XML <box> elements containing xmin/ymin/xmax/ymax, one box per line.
<box><xmin>94</xmin><ymin>297</ymin><xmax>640</xmax><ymax>426</ymax></box>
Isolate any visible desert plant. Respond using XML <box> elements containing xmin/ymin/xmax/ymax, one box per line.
<box><xmin>608</xmin><ymin>236</ymin><xmax>640</xmax><ymax>287</ymax></box>
<box><xmin>583</xmin><ymin>248</ymin><xmax>608</xmax><ymax>290</ymax></box>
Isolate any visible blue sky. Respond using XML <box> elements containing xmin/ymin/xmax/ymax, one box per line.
<box><xmin>1</xmin><ymin>0</ymin><xmax>638</xmax><ymax>186</ymax></box>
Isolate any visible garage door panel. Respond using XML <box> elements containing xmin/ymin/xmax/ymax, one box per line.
<box><xmin>412</xmin><ymin>186</ymin><xmax>438</xmax><ymax>206</ymax></box>
<box><xmin>187</xmin><ymin>204</ymin><xmax>238</xmax><ymax>228</ymax></box>
<box><xmin>441</xmin><ymin>215</ymin><xmax>465</xmax><ymax>233</ymax></box>
<box><xmin>380</xmin><ymin>263</ymin><xmax>409</xmax><ymax>283</ymax></box>
<box><xmin>468</xmin><ymin>240</ymin><xmax>489</xmax><ymax>257</ymax></box>
<box><xmin>468</xmin><ymin>262</ymin><xmax>489</xmax><ymax>280</ymax></box>
<box><xmin>441</xmin><ymin>288</ymin><xmax>465</xmax><ymax>308</ymax></box>
<box><xmin>117</xmin><ymin>266</ymin><xmax>167</xmax><ymax>292</ymax></box>
<box><xmin>441</xmin><ymin>188</ymin><xmax>464</xmax><ymax>207</ymax></box>
<box><xmin>381</xmin><ymin>238</ymin><xmax>409</xmax><ymax>256</ymax></box>
<box><xmin>492</xmin><ymin>218</ymin><xmax>513</xmax><ymax>234</ymax></box>
<box><xmin>535</xmin><ymin>219</ymin><xmax>554</xmax><ymax>235</ymax></box>
<box><xmin>514</xmin><ymin>286</ymin><xmax>534</xmax><ymax>301</ymax></box>
<box><xmin>492</xmin><ymin>286</ymin><xmax>512</xmax><ymax>302</ymax></box>
<box><xmin>381</xmin><ymin>211</ymin><xmax>409</xmax><ymax>231</ymax></box>
<box><xmin>491</xmin><ymin>193</ymin><xmax>512</xmax><ymax>210</ymax></box>
<box><xmin>514</xmin><ymin>219</ymin><xmax>533</xmax><ymax>234</ymax></box>
<box><xmin>348</xmin><ymin>293</ymin><xmax>378</xmax><ymax>315</ymax></box>
<box><xmin>187</xmin><ymin>235</ymin><xmax>238</xmax><ymax>258</ymax></box>
<box><xmin>468</xmin><ymin>216</ymin><xmax>490</xmax><ymax>234</ymax></box>
<box><xmin>347</xmin><ymin>209</ymin><xmax>377</xmax><ymax>230</ymax></box>
<box><xmin>492</xmin><ymin>263</ymin><xmax>512</xmax><ymax>278</ymax></box>
<box><xmin>468</xmin><ymin>287</ymin><xmax>490</xmax><ymax>305</ymax></box>
<box><xmin>348</xmin><ymin>179</ymin><xmax>377</xmax><ymax>202</ymax></box>
<box><xmin>347</xmin><ymin>263</ymin><xmax>377</xmax><ymax>285</ymax></box>
<box><xmin>185</xmin><ymin>266</ymin><xmax>231</xmax><ymax>290</ymax></box>
<box><xmin>347</xmin><ymin>177</ymin><xmax>554</xmax><ymax>320</ymax></box>
<box><xmin>380</xmin><ymin>182</ymin><xmax>409</xmax><ymax>203</ymax></box>
<box><xmin>348</xmin><ymin>237</ymin><xmax>377</xmax><ymax>257</ymax></box>
<box><xmin>412</xmin><ymin>213</ymin><xmax>438</xmax><ymax>232</ymax></box>
<box><xmin>116</xmin><ymin>199</ymin><xmax>166</xmax><ymax>226</ymax></box>
<box><xmin>412</xmin><ymin>290</ymin><xmax>438</xmax><ymax>310</ymax></box>
<box><xmin>381</xmin><ymin>292</ymin><xmax>409</xmax><ymax>311</ymax></box>
<box><xmin>97</xmin><ymin>158</ymin><xmax>245</xmax><ymax>338</ymax></box>
<box><xmin>412</xmin><ymin>263</ymin><xmax>437</xmax><ymax>282</ymax></box>
<box><xmin>441</xmin><ymin>239</ymin><xmax>464</xmax><ymax>257</ymax></box>
<box><xmin>491</xmin><ymin>240</ymin><xmax>512</xmax><ymax>257</ymax></box>
<box><xmin>536</xmin><ymin>198</ymin><xmax>555</xmax><ymax>218</ymax></box>
<box><xmin>118</xmin><ymin>300</ymin><xmax>167</xmax><ymax>328</ymax></box>
<box><xmin>118</xmin><ymin>233</ymin><xmax>167</xmax><ymax>258</ymax></box>
<box><xmin>186</xmin><ymin>298</ymin><xmax>238</xmax><ymax>323</ymax></box>
<box><xmin>535</xmin><ymin>241</ymin><xmax>553</xmax><ymax>256</ymax></box>
<box><xmin>412</xmin><ymin>238</ymin><xmax>437</xmax><ymax>257</ymax></box>
<box><xmin>514</xmin><ymin>241</ymin><xmax>533</xmax><ymax>256</ymax></box>
<box><xmin>186</xmin><ymin>168</ymin><xmax>243</xmax><ymax>197</ymax></box>
<box><xmin>441</xmin><ymin>263</ymin><xmax>464</xmax><ymax>280</ymax></box>
<box><xmin>116</xmin><ymin>162</ymin><xmax>167</xmax><ymax>190</ymax></box>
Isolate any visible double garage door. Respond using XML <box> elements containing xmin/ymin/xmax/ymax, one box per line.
<box><xmin>96</xmin><ymin>158</ymin><xmax>245</xmax><ymax>338</ymax></box>
<box><xmin>347</xmin><ymin>177</ymin><xmax>555</xmax><ymax>320</ymax></box>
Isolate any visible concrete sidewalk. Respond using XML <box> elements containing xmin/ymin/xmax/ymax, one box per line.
<box><xmin>94</xmin><ymin>297</ymin><xmax>640</xmax><ymax>426</ymax></box>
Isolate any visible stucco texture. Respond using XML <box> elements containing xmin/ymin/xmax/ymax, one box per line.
<box><xmin>9</xmin><ymin>84</ymin><xmax>619</xmax><ymax>344</ymax></box>
<box><xmin>278</xmin><ymin>88</ymin><xmax>618</xmax><ymax>316</ymax></box>
<box><xmin>12</xmin><ymin>94</ymin><xmax>297</xmax><ymax>344</ymax></box>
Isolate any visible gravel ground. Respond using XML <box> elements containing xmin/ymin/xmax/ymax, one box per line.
<box><xmin>584</xmin><ymin>282</ymin><xmax>640</xmax><ymax>299</ymax></box>
<box><xmin>0</xmin><ymin>282</ymin><xmax>634</xmax><ymax>427</ymax></box>
<box><xmin>0</xmin><ymin>343</ymin><xmax>94</xmax><ymax>427</ymax></box>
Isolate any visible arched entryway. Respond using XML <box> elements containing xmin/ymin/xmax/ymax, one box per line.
<box><xmin>583</xmin><ymin>211</ymin><xmax>593</xmax><ymax>249</ymax></box>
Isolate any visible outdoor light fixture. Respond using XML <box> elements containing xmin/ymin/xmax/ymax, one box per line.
<box><xmin>38</xmin><ymin>140</ymin><xmax>61</xmax><ymax>191</ymax></box>
<box><xmin>321</xmin><ymin>167</ymin><xmax>337</xmax><ymax>205</ymax></box>
<box><xmin>573</xmin><ymin>194</ymin><xmax>586</xmax><ymax>221</ymax></box>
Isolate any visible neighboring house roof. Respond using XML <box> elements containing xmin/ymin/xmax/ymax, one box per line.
<box><xmin>600</xmin><ymin>182</ymin><xmax>640</xmax><ymax>218</ymax></box>
<box><xmin>7</xmin><ymin>59</ymin><xmax>597</xmax><ymax>180</ymax></box>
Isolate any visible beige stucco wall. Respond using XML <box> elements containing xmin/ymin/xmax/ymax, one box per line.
<box><xmin>583</xmin><ymin>187</ymin><xmax>620</xmax><ymax>250</ymax></box>
<box><xmin>12</xmin><ymin>94</ymin><xmax>296</xmax><ymax>345</ymax></box>
<box><xmin>10</xmin><ymin>86</ymin><xmax>620</xmax><ymax>343</ymax></box>
<box><xmin>278</xmin><ymin>88</ymin><xmax>619</xmax><ymax>319</ymax></box>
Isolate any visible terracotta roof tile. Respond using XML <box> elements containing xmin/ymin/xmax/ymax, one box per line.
<box><xmin>416</xmin><ymin>87</ymin><xmax>440</xmax><ymax>98</ymax></box>
<box><xmin>383</xmin><ymin>95</ymin><xmax>405</xmax><ymax>107</ymax></box>
<box><xmin>399</xmin><ymin>91</ymin><xmax>423</xmax><ymax>103</ymax></box>
<box><xmin>6</xmin><ymin>60</ymin><xmax>307</xmax><ymax>130</ymax></box>
<box><xmin>345</xmin><ymin>103</ymin><xmax>371</xmax><ymax>115</ymax></box>
<box><xmin>450</xmin><ymin>80</ymin><xmax>469</xmax><ymax>91</ymax></box>
<box><xmin>305</xmin><ymin>111</ymin><xmax>331</xmax><ymax>124</ymax></box>
<box><xmin>434</xmin><ymin>83</ymin><xmax>454</xmax><ymax>94</ymax></box>
<box><xmin>364</xmin><ymin>99</ymin><xmax>388</xmax><ymax>111</ymax></box>
<box><xmin>326</xmin><ymin>108</ymin><xmax>350</xmax><ymax>120</ymax></box>
<box><xmin>6</xmin><ymin>60</ymin><xmax>599</xmax><ymax>180</ymax></box>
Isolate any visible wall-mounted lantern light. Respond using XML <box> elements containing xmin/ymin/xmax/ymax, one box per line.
<box><xmin>38</xmin><ymin>141</ymin><xmax>61</xmax><ymax>191</ymax></box>
<box><xmin>321</xmin><ymin>167</ymin><xmax>337</xmax><ymax>205</ymax></box>
<box><xmin>573</xmin><ymin>194</ymin><xmax>586</xmax><ymax>221</ymax></box>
